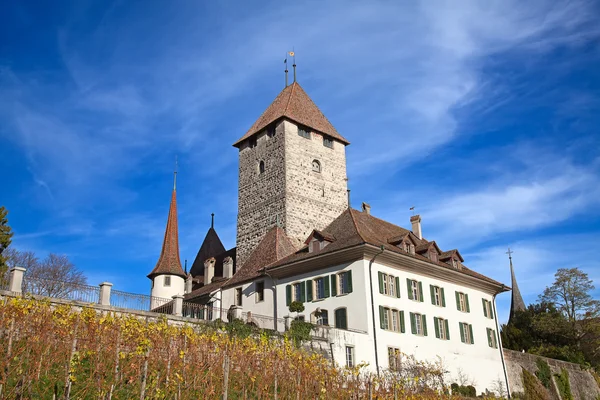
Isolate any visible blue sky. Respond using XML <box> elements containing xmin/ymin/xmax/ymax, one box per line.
<box><xmin>1</xmin><ymin>0</ymin><xmax>599</xmax><ymax>323</ymax></box>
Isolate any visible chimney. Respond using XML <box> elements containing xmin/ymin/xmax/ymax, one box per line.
<box><xmin>362</xmin><ymin>202</ymin><xmax>371</xmax><ymax>215</ymax></box>
<box><xmin>203</xmin><ymin>257</ymin><xmax>216</xmax><ymax>285</ymax></box>
<box><xmin>410</xmin><ymin>215</ymin><xmax>422</xmax><ymax>240</ymax></box>
<box><xmin>185</xmin><ymin>274</ymin><xmax>193</xmax><ymax>294</ymax></box>
<box><xmin>223</xmin><ymin>256</ymin><xmax>234</xmax><ymax>278</ymax></box>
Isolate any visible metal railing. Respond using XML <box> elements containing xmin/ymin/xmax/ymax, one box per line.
<box><xmin>182</xmin><ymin>302</ymin><xmax>228</xmax><ymax>322</ymax></box>
<box><xmin>24</xmin><ymin>277</ymin><xmax>101</xmax><ymax>303</ymax></box>
<box><xmin>110</xmin><ymin>289</ymin><xmax>171</xmax><ymax>312</ymax></box>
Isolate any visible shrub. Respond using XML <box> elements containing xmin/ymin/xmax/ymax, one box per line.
<box><xmin>287</xmin><ymin>319</ymin><xmax>313</xmax><ymax>347</ymax></box>
<box><xmin>289</xmin><ymin>301</ymin><xmax>304</xmax><ymax>313</ymax></box>
<box><xmin>554</xmin><ymin>368</ymin><xmax>573</xmax><ymax>400</ymax></box>
<box><xmin>535</xmin><ymin>358</ymin><xmax>553</xmax><ymax>389</ymax></box>
<box><xmin>522</xmin><ymin>368</ymin><xmax>551</xmax><ymax>400</ymax></box>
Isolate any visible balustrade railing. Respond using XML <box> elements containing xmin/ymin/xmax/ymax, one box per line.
<box><xmin>110</xmin><ymin>289</ymin><xmax>170</xmax><ymax>312</ymax></box>
<box><xmin>24</xmin><ymin>277</ymin><xmax>101</xmax><ymax>304</ymax></box>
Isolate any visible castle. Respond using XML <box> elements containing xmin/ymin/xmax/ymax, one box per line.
<box><xmin>147</xmin><ymin>74</ymin><xmax>513</xmax><ymax>393</ymax></box>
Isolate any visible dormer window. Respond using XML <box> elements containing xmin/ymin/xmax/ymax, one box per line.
<box><xmin>312</xmin><ymin>160</ymin><xmax>321</xmax><ymax>173</ymax></box>
<box><xmin>323</xmin><ymin>137</ymin><xmax>334</xmax><ymax>149</ymax></box>
<box><xmin>298</xmin><ymin>126</ymin><xmax>311</xmax><ymax>139</ymax></box>
<box><xmin>430</xmin><ymin>251</ymin><xmax>438</xmax><ymax>263</ymax></box>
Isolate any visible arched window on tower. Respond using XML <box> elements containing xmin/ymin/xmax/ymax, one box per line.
<box><xmin>312</xmin><ymin>159</ymin><xmax>321</xmax><ymax>173</ymax></box>
<box><xmin>259</xmin><ymin>160</ymin><xmax>265</xmax><ymax>175</ymax></box>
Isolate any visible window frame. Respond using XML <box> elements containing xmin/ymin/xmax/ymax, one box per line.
<box><xmin>411</xmin><ymin>280</ymin><xmax>419</xmax><ymax>300</ymax></box>
<box><xmin>235</xmin><ymin>287</ymin><xmax>243</xmax><ymax>306</ymax></box>
<box><xmin>323</xmin><ymin>136</ymin><xmax>334</xmax><ymax>149</ymax></box>
<box><xmin>314</xmin><ymin>277</ymin><xmax>326</xmax><ymax>300</ymax></box>
<box><xmin>335</xmin><ymin>307</ymin><xmax>348</xmax><ymax>330</ymax></box>
<box><xmin>315</xmin><ymin>309</ymin><xmax>329</xmax><ymax>326</ymax></box>
<box><xmin>388</xmin><ymin>347</ymin><xmax>401</xmax><ymax>371</ymax></box>
<box><xmin>487</xmin><ymin>328</ymin><xmax>498</xmax><ymax>348</ymax></box>
<box><xmin>293</xmin><ymin>282</ymin><xmax>302</xmax><ymax>303</ymax></box>
<box><xmin>456</xmin><ymin>291</ymin><xmax>470</xmax><ymax>313</ymax></box>
<box><xmin>258</xmin><ymin>160</ymin><xmax>265</xmax><ymax>175</ymax></box>
<box><xmin>164</xmin><ymin>276</ymin><xmax>171</xmax><ymax>287</ymax></box>
<box><xmin>338</xmin><ymin>271</ymin><xmax>352</xmax><ymax>295</ymax></box>
<box><xmin>345</xmin><ymin>345</ymin><xmax>355</xmax><ymax>368</ymax></box>
<box><xmin>414</xmin><ymin>312</ymin><xmax>423</xmax><ymax>336</ymax></box>
<box><xmin>434</xmin><ymin>317</ymin><xmax>449</xmax><ymax>340</ymax></box>
<box><xmin>460</xmin><ymin>322</ymin><xmax>474</xmax><ymax>344</ymax></box>
<box><xmin>255</xmin><ymin>281</ymin><xmax>265</xmax><ymax>303</ymax></box>
<box><xmin>298</xmin><ymin>126</ymin><xmax>311</xmax><ymax>139</ymax></box>
<box><xmin>312</xmin><ymin>159</ymin><xmax>321</xmax><ymax>173</ymax></box>
<box><xmin>482</xmin><ymin>299</ymin><xmax>494</xmax><ymax>319</ymax></box>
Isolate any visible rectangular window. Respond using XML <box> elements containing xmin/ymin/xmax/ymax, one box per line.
<box><xmin>323</xmin><ymin>137</ymin><xmax>334</xmax><ymax>148</ymax></box>
<box><xmin>434</xmin><ymin>317</ymin><xmax>450</xmax><ymax>340</ymax></box>
<box><xmin>298</xmin><ymin>126</ymin><xmax>311</xmax><ymax>139</ymax></box>
<box><xmin>164</xmin><ymin>276</ymin><xmax>171</xmax><ymax>287</ymax></box>
<box><xmin>382</xmin><ymin>273</ymin><xmax>389</xmax><ymax>295</ymax></box>
<box><xmin>460</xmin><ymin>322</ymin><xmax>474</xmax><ymax>344</ymax></box>
<box><xmin>235</xmin><ymin>287</ymin><xmax>243</xmax><ymax>306</ymax></box>
<box><xmin>345</xmin><ymin>346</ymin><xmax>355</xmax><ymax>368</ymax></box>
<box><xmin>267</xmin><ymin>124</ymin><xmax>276</xmax><ymax>137</ymax></box>
<box><xmin>338</xmin><ymin>271</ymin><xmax>352</xmax><ymax>295</ymax></box>
<box><xmin>456</xmin><ymin>291</ymin><xmax>470</xmax><ymax>312</ymax></box>
<box><xmin>388</xmin><ymin>347</ymin><xmax>401</xmax><ymax>371</ymax></box>
<box><xmin>378</xmin><ymin>272</ymin><xmax>400</xmax><ymax>298</ymax></box>
<box><xmin>248</xmin><ymin>136</ymin><xmax>257</xmax><ymax>148</ymax></box>
<box><xmin>256</xmin><ymin>281</ymin><xmax>265</xmax><ymax>302</ymax></box>
<box><xmin>407</xmin><ymin>279</ymin><xmax>423</xmax><ymax>302</ymax></box>
<box><xmin>293</xmin><ymin>282</ymin><xmax>303</xmax><ymax>302</ymax></box>
<box><xmin>335</xmin><ymin>308</ymin><xmax>348</xmax><ymax>330</ymax></box>
<box><xmin>487</xmin><ymin>328</ymin><xmax>498</xmax><ymax>348</ymax></box>
<box><xmin>388</xmin><ymin>275</ymin><xmax>396</xmax><ymax>297</ymax></box>
<box><xmin>315</xmin><ymin>277</ymin><xmax>326</xmax><ymax>300</ymax></box>
<box><xmin>430</xmin><ymin>285</ymin><xmax>446</xmax><ymax>307</ymax></box>
<box><xmin>482</xmin><ymin>299</ymin><xmax>494</xmax><ymax>319</ymax></box>
<box><xmin>391</xmin><ymin>310</ymin><xmax>399</xmax><ymax>332</ymax></box>
<box><xmin>410</xmin><ymin>312</ymin><xmax>427</xmax><ymax>336</ymax></box>
<box><xmin>316</xmin><ymin>310</ymin><xmax>329</xmax><ymax>326</ymax></box>
<box><xmin>382</xmin><ymin>307</ymin><xmax>390</xmax><ymax>330</ymax></box>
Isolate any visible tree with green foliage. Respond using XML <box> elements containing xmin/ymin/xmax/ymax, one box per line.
<box><xmin>0</xmin><ymin>206</ymin><xmax>14</xmax><ymax>286</ymax></box>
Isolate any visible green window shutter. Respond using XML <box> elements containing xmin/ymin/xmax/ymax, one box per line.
<box><xmin>324</xmin><ymin>276</ymin><xmax>330</xmax><ymax>298</ymax></box>
<box><xmin>459</xmin><ymin>323</ymin><xmax>465</xmax><ymax>343</ymax></box>
<box><xmin>490</xmin><ymin>301</ymin><xmax>494</xmax><ymax>319</ymax></box>
<box><xmin>422</xmin><ymin>315</ymin><xmax>428</xmax><ymax>336</ymax></box>
<box><xmin>430</xmin><ymin>285</ymin><xmax>436</xmax><ymax>305</ymax></box>
<box><xmin>347</xmin><ymin>271</ymin><xmax>353</xmax><ymax>293</ymax></box>
<box><xmin>395</xmin><ymin>277</ymin><xmax>400</xmax><ymax>298</ymax></box>
<box><xmin>339</xmin><ymin>308</ymin><xmax>347</xmax><ymax>330</ymax></box>
<box><xmin>455</xmin><ymin>291</ymin><xmax>461</xmax><ymax>311</ymax></box>
<box><xmin>410</xmin><ymin>313</ymin><xmax>416</xmax><ymax>334</ymax></box>
<box><xmin>306</xmin><ymin>281</ymin><xmax>313</xmax><ymax>302</ymax></box>
<box><xmin>286</xmin><ymin>285</ymin><xmax>291</xmax><ymax>306</ymax></box>
<box><xmin>487</xmin><ymin>328</ymin><xmax>492</xmax><ymax>347</ymax></box>
<box><xmin>400</xmin><ymin>311</ymin><xmax>405</xmax><ymax>333</ymax></box>
<box><xmin>379</xmin><ymin>306</ymin><xmax>385</xmax><ymax>329</ymax></box>
<box><xmin>378</xmin><ymin>272</ymin><xmax>384</xmax><ymax>294</ymax></box>
<box><xmin>469</xmin><ymin>324</ymin><xmax>474</xmax><ymax>344</ymax></box>
<box><xmin>482</xmin><ymin>299</ymin><xmax>487</xmax><ymax>317</ymax></box>
<box><xmin>434</xmin><ymin>317</ymin><xmax>440</xmax><ymax>338</ymax></box>
<box><xmin>441</xmin><ymin>288</ymin><xmax>446</xmax><ymax>307</ymax></box>
<box><xmin>407</xmin><ymin>279</ymin><xmax>413</xmax><ymax>300</ymax></box>
<box><xmin>444</xmin><ymin>319</ymin><xmax>450</xmax><ymax>340</ymax></box>
<box><xmin>418</xmin><ymin>282</ymin><xmax>424</xmax><ymax>302</ymax></box>
<box><xmin>331</xmin><ymin>274</ymin><xmax>337</xmax><ymax>297</ymax></box>
<box><xmin>300</xmin><ymin>281</ymin><xmax>306</xmax><ymax>303</ymax></box>
<box><xmin>465</xmin><ymin>294</ymin><xmax>470</xmax><ymax>313</ymax></box>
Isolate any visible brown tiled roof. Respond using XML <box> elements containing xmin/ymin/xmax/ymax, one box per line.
<box><xmin>148</xmin><ymin>189</ymin><xmax>186</xmax><ymax>279</ymax></box>
<box><xmin>232</xmin><ymin>82</ymin><xmax>350</xmax><ymax>147</ymax></box>
<box><xmin>184</xmin><ymin>278</ymin><xmax>228</xmax><ymax>301</ymax></box>
<box><xmin>440</xmin><ymin>249</ymin><xmax>464</xmax><ymax>262</ymax></box>
<box><xmin>304</xmin><ymin>229</ymin><xmax>336</xmax><ymax>244</ymax></box>
<box><xmin>224</xmin><ymin>226</ymin><xmax>297</xmax><ymax>288</ymax></box>
<box><xmin>190</xmin><ymin>227</ymin><xmax>226</xmax><ymax>278</ymax></box>
<box><xmin>268</xmin><ymin>208</ymin><xmax>504</xmax><ymax>287</ymax></box>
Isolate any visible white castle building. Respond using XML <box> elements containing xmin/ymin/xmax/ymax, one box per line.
<box><xmin>148</xmin><ymin>77</ymin><xmax>511</xmax><ymax>392</ymax></box>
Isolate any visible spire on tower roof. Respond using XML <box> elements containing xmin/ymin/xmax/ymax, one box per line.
<box><xmin>232</xmin><ymin>82</ymin><xmax>350</xmax><ymax>147</ymax></box>
<box><xmin>147</xmin><ymin>183</ymin><xmax>186</xmax><ymax>280</ymax></box>
<box><xmin>507</xmin><ymin>248</ymin><xmax>526</xmax><ymax>324</ymax></box>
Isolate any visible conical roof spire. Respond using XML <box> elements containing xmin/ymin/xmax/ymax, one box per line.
<box><xmin>507</xmin><ymin>248</ymin><xmax>526</xmax><ymax>324</ymax></box>
<box><xmin>147</xmin><ymin>180</ymin><xmax>186</xmax><ymax>280</ymax></box>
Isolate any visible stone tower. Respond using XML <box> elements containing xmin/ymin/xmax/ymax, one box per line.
<box><xmin>233</xmin><ymin>82</ymin><xmax>350</xmax><ymax>266</ymax></box>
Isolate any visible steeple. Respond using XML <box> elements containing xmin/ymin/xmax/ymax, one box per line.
<box><xmin>507</xmin><ymin>248</ymin><xmax>526</xmax><ymax>324</ymax></box>
<box><xmin>147</xmin><ymin>175</ymin><xmax>186</xmax><ymax>280</ymax></box>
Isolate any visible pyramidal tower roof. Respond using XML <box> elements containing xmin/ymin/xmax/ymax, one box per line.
<box><xmin>508</xmin><ymin>251</ymin><xmax>526</xmax><ymax>323</ymax></box>
<box><xmin>147</xmin><ymin>181</ymin><xmax>186</xmax><ymax>280</ymax></box>
<box><xmin>233</xmin><ymin>82</ymin><xmax>350</xmax><ymax>147</ymax></box>
<box><xmin>189</xmin><ymin>225</ymin><xmax>226</xmax><ymax>278</ymax></box>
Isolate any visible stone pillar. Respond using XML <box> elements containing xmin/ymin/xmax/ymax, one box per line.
<box><xmin>172</xmin><ymin>295</ymin><xmax>183</xmax><ymax>317</ymax></box>
<box><xmin>284</xmin><ymin>315</ymin><xmax>291</xmax><ymax>331</ymax></box>
<box><xmin>185</xmin><ymin>275</ymin><xmax>193</xmax><ymax>294</ymax></box>
<box><xmin>223</xmin><ymin>256</ymin><xmax>234</xmax><ymax>278</ymax></box>
<box><xmin>99</xmin><ymin>282</ymin><xmax>113</xmax><ymax>306</ymax></box>
<box><xmin>8</xmin><ymin>267</ymin><xmax>26</xmax><ymax>294</ymax></box>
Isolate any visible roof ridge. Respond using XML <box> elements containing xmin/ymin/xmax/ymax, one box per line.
<box><xmin>348</xmin><ymin>208</ymin><xmax>367</xmax><ymax>243</ymax></box>
<box><xmin>283</xmin><ymin>82</ymin><xmax>296</xmax><ymax>115</ymax></box>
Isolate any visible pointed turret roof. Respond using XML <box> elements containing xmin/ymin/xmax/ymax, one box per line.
<box><xmin>508</xmin><ymin>253</ymin><xmax>526</xmax><ymax>323</ymax></box>
<box><xmin>147</xmin><ymin>187</ymin><xmax>186</xmax><ymax>279</ymax></box>
<box><xmin>233</xmin><ymin>82</ymin><xmax>350</xmax><ymax>147</ymax></box>
<box><xmin>189</xmin><ymin>227</ymin><xmax>226</xmax><ymax>278</ymax></box>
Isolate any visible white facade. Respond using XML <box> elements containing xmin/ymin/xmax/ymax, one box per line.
<box><xmin>218</xmin><ymin>251</ymin><xmax>506</xmax><ymax>394</ymax></box>
<box><xmin>151</xmin><ymin>274</ymin><xmax>184</xmax><ymax>306</ymax></box>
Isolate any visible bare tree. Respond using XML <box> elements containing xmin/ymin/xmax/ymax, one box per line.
<box><xmin>6</xmin><ymin>249</ymin><xmax>87</xmax><ymax>297</ymax></box>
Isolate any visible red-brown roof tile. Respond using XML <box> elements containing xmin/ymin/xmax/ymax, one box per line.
<box><xmin>148</xmin><ymin>189</ymin><xmax>186</xmax><ymax>279</ymax></box>
<box><xmin>233</xmin><ymin>82</ymin><xmax>350</xmax><ymax>147</ymax></box>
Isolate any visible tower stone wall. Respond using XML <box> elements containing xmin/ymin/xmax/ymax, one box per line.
<box><xmin>236</xmin><ymin>119</ymin><xmax>348</xmax><ymax>266</ymax></box>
